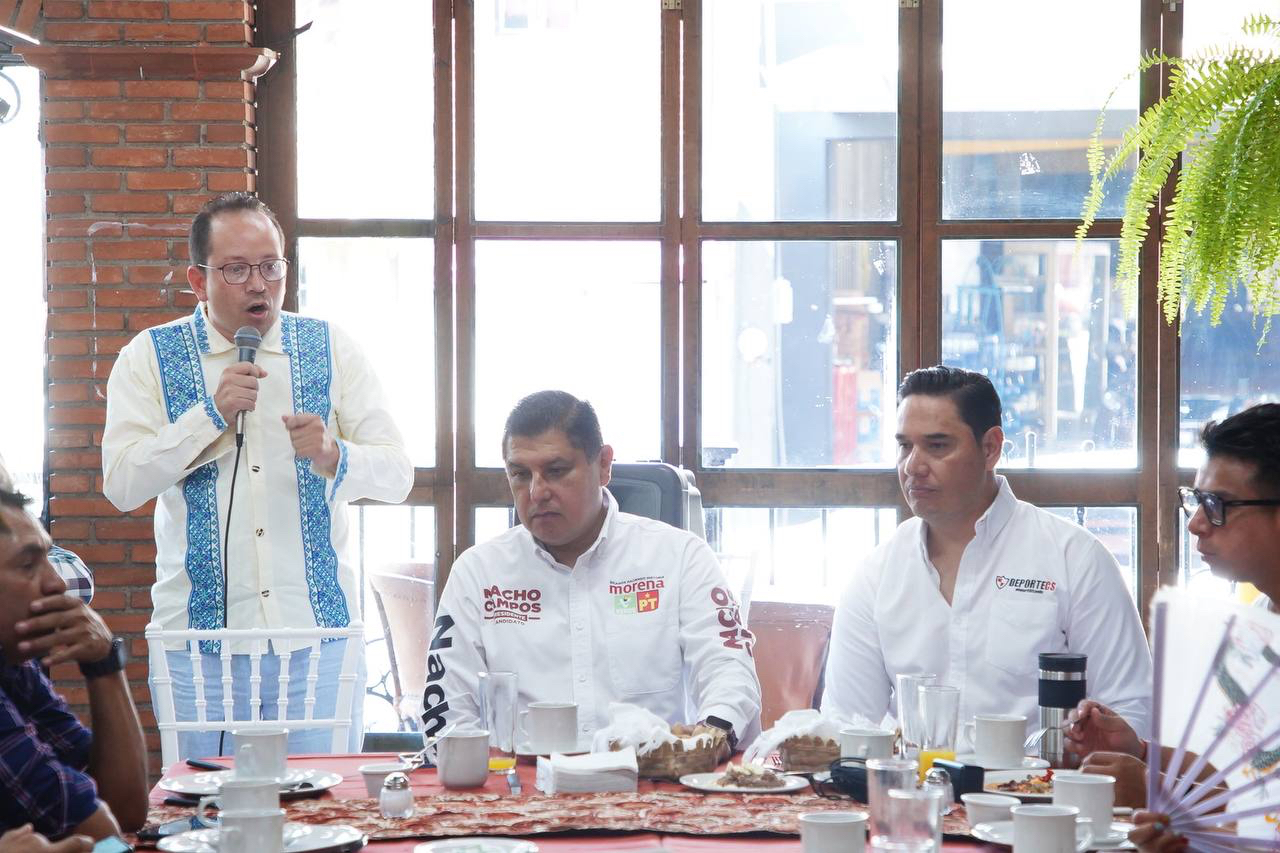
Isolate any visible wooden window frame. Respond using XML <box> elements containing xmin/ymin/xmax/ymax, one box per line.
<box><xmin>259</xmin><ymin>0</ymin><xmax>1187</xmax><ymax>613</ymax></box>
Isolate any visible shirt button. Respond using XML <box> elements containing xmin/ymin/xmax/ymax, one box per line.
<box><xmin>251</xmin><ymin>465</ymin><xmax>261</xmax><ymax>473</ymax></box>
<box><xmin>578</xmin><ymin>675</ymin><xmax>587</xmax><ymax>683</ymax></box>
<box><xmin>575</xmin><ymin>623</ymin><xmax>584</xmax><ymax>631</ymax></box>
<box><xmin>261</xmin><ymin>590</ymin><xmax>270</xmax><ymax>598</ymax></box>
<box><xmin>256</xmin><ymin>528</ymin><xmax>264</xmax><ymax>537</ymax></box>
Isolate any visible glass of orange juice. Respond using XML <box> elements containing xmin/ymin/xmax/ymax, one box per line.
<box><xmin>917</xmin><ymin>685</ymin><xmax>960</xmax><ymax>781</ymax></box>
<box><xmin>479</xmin><ymin>670</ymin><xmax>518</xmax><ymax>772</ymax></box>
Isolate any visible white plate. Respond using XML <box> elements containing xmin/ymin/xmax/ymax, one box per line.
<box><xmin>982</xmin><ymin>769</ymin><xmax>1055</xmax><ymax>801</ymax></box>
<box><xmin>970</xmin><ymin>819</ymin><xmax>1134</xmax><ymax>850</ymax></box>
<box><xmin>678</xmin><ymin>771</ymin><xmax>809</xmax><ymax>794</ymax></box>
<box><xmin>957</xmin><ymin>753</ymin><xmax>1051</xmax><ymax>770</ymax></box>
<box><xmin>158</xmin><ymin>768</ymin><xmax>344</xmax><ymax>798</ymax></box>
<box><xmin>414</xmin><ymin>840</ymin><xmax>538</xmax><ymax>853</ymax></box>
<box><xmin>158</xmin><ymin>823</ymin><xmax>365</xmax><ymax>853</ymax></box>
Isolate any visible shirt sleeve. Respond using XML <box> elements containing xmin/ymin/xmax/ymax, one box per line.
<box><xmin>47</xmin><ymin>546</ymin><xmax>93</xmax><ymax>606</ymax></box>
<box><xmin>323</xmin><ymin>325</ymin><xmax>414</xmax><ymax>505</ymax></box>
<box><xmin>1065</xmin><ymin>535</ymin><xmax>1154</xmax><ymax>737</ymax></box>
<box><xmin>422</xmin><ymin>557</ymin><xmax>486</xmax><ymax>737</ymax></box>
<box><xmin>0</xmin><ymin>665</ymin><xmax>98</xmax><ymax>839</ymax></box>
<box><xmin>821</xmin><ymin>550</ymin><xmax>894</xmax><ymax>725</ymax></box>
<box><xmin>677</xmin><ymin>538</ymin><xmax>762</xmax><ymax>737</ymax></box>
<box><xmin>102</xmin><ymin>334</ymin><xmax>229</xmax><ymax>512</ymax></box>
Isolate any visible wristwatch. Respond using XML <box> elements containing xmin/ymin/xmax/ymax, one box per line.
<box><xmin>79</xmin><ymin>636</ymin><xmax>127</xmax><ymax>679</ymax></box>
<box><xmin>703</xmin><ymin>715</ymin><xmax>739</xmax><ymax>751</ymax></box>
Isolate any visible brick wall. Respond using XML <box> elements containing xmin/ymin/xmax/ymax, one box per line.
<box><xmin>34</xmin><ymin>0</ymin><xmax>260</xmax><ymax>777</ymax></box>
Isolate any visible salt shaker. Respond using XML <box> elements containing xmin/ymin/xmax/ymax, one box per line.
<box><xmin>923</xmin><ymin>766</ymin><xmax>954</xmax><ymax>816</ymax></box>
<box><xmin>379</xmin><ymin>771</ymin><xmax>415</xmax><ymax>819</ymax></box>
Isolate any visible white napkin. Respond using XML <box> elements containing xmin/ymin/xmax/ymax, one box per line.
<box><xmin>534</xmin><ymin>746</ymin><xmax>639</xmax><ymax>795</ymax></box>
<box><xmin>743</xmin><ymin>708</ymin><xmax>873</xmax><ymax>765</ymax></box>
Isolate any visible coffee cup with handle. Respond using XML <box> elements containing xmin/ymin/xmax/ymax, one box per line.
<box><xmin>233</xmin><ymin>728</ymin><xmax>289</xmax><ymax>782</ymax></box>
<box><xmin>433</xmin><ymin>728</ymin><xmax>491</xmax><ymax>789</ymax></box>
<box><xmin>963</xmin><ymin>714</ymin><xmax>1027</xmax><ymax>767</ymax></box>
<box><xmin>216</xmin><ymin>807</ymin><xmax>286</xmax><ymax>853</ymax></box>
<box><xmin>1011</xmin><ymin>804</ymin><xmax>1093</xmax><ymax>853</ymax></box>
<box><xmin>195</xmin><ymin>777</ymin><xmax>279</xmax><ymax>828</ymax></box>
<box><xmin>517</xmin><ymin>701</ymin><xmax>578</xmax><ymax>753</ymax></box>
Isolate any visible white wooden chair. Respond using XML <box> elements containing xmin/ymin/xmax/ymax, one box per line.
<box><xmin>145</xmin><ymin>621</ymin><xmax>364</xmax><ymax>770</ymax></box>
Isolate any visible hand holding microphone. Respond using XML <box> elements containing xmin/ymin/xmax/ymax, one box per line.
<box><xmin>213</xmin><ymin>326</ymin><xmax>266</xmax><ymax>444</ymax></box>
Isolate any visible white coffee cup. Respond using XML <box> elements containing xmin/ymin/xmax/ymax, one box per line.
<box><xmin>435</xmin><ymin>728</ymin><xmax>491</xmax><ymax>789</ymax></box>
<box><xmin>518</xmin><ymin>701</ymin><xmax>578</xmax><ymax>754</ymax></box>
<box><xmin>966</xmin><ymin>713</ymin><xmax>1027</xmax><ymax>767</ymax></box>
<box><xmin>839</xmin><ymin>727</ymin><xmax>895</xmax><ymax>761</ymax></box>
<box><xmin>217</xmin><ymin>807</ymin><xmax>286</xmax><ymax>853</ymax></box>
<box><xmin>1053</xmin><ymin>772</ymin><xmax>1115</xmax><ymax>838</ymax></box>
<box><xmin>799</xmin><ymin>809</ymin><xmax>868</xmax><ymax>853</ymax></box>
<box><xmin>195</xmin><ymin>778</ymin><xmax>279</xmax><ymax>827</ymax></box>
<box><xmin>960</xmin><ymin>792</ymin><xmax>1020</xmax><ymax>825</ymax></box>
<box><xmin>1011</xmin><ymin>804</ymin><xmax>1093</xmax><ymax>853</ymax></box>
<box><xmin>233</xmin><ymin>728</ymin><xmax>289</xmax><ymax>782</ymax></box>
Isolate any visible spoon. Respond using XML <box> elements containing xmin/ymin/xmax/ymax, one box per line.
<box><xmin>398</xmin><ymin>721</ymin><xmax>458</xmax><ymax>770</ymax></box>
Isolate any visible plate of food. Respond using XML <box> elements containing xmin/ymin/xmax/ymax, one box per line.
<box><xmin>680</xmin><ymin>763</ymin><xmax>810</xmax><ymax>794</ymax></box>
<box><xmin>982</xmin><ymin>768</ymin><xmax>1056</xmax><ymax>801</ymax></box>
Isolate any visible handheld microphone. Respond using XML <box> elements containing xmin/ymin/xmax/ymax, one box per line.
<box><xmin>232</xmin><ymin>326</ymin><xmax>262</xmax><ymax>447</ymax></box>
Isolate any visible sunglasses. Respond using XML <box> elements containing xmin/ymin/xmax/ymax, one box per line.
<box><xmin>1178</xmin><ymin>486</ymin><xmax>1280</xmax><ymax>527</ymax></box>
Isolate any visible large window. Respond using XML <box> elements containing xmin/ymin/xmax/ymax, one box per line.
<box><xmin>0</xmin><ymin>66</ymin><xmax>45</xmax><ymax>503</ymax></box>
<box><xmin>260</xmin><ymin>0</ymin><xmax>1259</xmax><ymax>715</ymax></box>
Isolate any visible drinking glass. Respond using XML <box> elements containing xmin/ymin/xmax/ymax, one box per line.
<box><xmin>866</xmin><ymin>757</ymin><xmax>918</xmax><ymax>845</ymax></box>
<box><xmin>870</xmin><ymin>788</ymin><xmax>943</xmax><ymax>852</ymax></box>
<box><xmin>895</xmin><ymin>673</ymin><xmax>938</xmax><ymax>757</ymax></box>
<box><xmin>917</xmin><ymin>685</ymin><xmax>960</xmax><ymax>780</ymax></box>
<box><xmin>478</xmin><ymin>670</ymin><xmax>518</xmax><ymax>772</ymax></box>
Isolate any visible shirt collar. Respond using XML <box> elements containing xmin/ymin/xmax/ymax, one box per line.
<box><xmin>528</xmin><ymin>489</ymin><xmax>617</xmax><ymax>569</ymax></box>
<box><xmin>914</xmin><ymin>473</ymin><xmax>1016</xmax><ymax>552</ymax></box>
<box><xmin>192</xmin><ymin>303</ymin><xmax>283</xmax><ymax>355</ymax></box>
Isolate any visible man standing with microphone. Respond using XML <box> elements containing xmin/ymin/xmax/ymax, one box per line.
<box><xmin>103</xmin><ymin>193</ymin><xmax>412</xmax><ymax>759</ymax></box>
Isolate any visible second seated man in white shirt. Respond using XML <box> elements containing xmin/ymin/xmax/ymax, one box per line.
<box><xmin>426</xmin><ymin>390</ymin><xmax>761</xmax><ymax>751</ymax></box>
<box><xmin>821</xmin><ymin>365</ymin><xmax>1152</xmax><ymax>750</ymax></box>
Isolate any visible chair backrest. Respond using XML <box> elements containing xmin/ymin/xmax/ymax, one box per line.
<box><xmin>607</xmin><ymin>462</ymin><xmax>706</xmax><ymax>540</ymax></box>
<box><xmin>368</xmin><ymin>563</ymin><xmax>436</xmax><ymax>726</ymax></box>
<box><xmin>746</xmin><ymin>601</ymin><xmax>835</xmax><ymax>730</ymax></box>
<box><xmin>145</xmin><ymin>621</ymin><xmax>364</xmax><ymax>771</ymax></box>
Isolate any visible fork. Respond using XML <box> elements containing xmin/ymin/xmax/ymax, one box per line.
<box><xmin>398</xmin><ymin>721</ymin><xmax>458</xmax><ymax>770</ymax></box>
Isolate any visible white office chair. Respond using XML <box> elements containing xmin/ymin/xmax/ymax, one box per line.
<box><xmin>145</xmin><ymin>621</ymin><xmax>364</xmax><ymax>771</ymax></box>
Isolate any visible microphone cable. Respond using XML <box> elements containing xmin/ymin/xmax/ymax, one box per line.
<box><xmin>217</xmin><ymin>439</ymin><xmax>243</xmax><ymax>758</ymax></box>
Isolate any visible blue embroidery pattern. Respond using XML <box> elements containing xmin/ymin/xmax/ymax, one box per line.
<box><xmin>150</xmin><ymin>315</ymin><xmax>224</xmax><ymax>651</ymax></box>
<box><xmin>281</xmin><ymin>314</ymin><xmax>350</xmax><ymax>632</ymax></box>
<box><xmin>329</xmin><ymin>440</ymin><xmax>349</xmax><ymax>502</ymax></box>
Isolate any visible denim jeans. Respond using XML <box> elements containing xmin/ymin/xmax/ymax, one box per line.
<box><xmin>155</xmin><ymin>639</ymin><xmax>366</xmax><ymax>760</ymax></box>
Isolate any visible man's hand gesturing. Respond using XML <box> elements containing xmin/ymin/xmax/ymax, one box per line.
<box><xmin>13</xmin><ymin>594</ymin><xmax>113</xmax><ymax>669</ymax></box>
<box><xmin>213</xmin><ymin>362</ymin><xmax>267</xmax><ymax>426</ymax></box>
<box><xmin>282</xmin><ymin>414</ymin><xmax>340</xmax><ymax>476</ymax></box>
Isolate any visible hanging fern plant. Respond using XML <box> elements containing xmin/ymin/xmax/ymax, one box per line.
<box><xmin>1078</xmin><ymin>14</ymin><xmax>1280</xmax><ymax>335</ymax></box>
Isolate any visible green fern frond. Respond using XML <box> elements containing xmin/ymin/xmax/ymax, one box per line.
<box><xmin>1078</xmin><ymin>16</ymin><xmax>1280</xmax><ymax>339</ymax></box>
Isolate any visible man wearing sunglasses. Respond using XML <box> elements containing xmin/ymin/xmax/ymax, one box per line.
<box><xmin>102</xmin><ymin>193</ymin><xmax>413</xmax><ymax>759</ymax></box>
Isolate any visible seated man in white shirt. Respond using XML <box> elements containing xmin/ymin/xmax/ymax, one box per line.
<box><xmin>426</xmin><ymin>390</ymin><xmax>761</xmax><ymax>751</ymax></box>
<box><xmin>822</xmin><ymin>365</ymin><xmax>1152</xmax><ymax>750</ymax></box>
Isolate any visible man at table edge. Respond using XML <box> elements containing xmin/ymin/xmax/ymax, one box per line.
<box><xmin>424</xmin><ymin>390</ymin><xmax>761</xmax><ymax>750</ymax></box>
<box><xmin>821</xmin><ymin>365</ymin><xmax>1152</xmax><ymax>749</ymax></box>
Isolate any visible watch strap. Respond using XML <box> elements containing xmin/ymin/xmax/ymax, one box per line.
<box><xmin>78</xmin><ymin>636</ymin><xmax>126</xmax><ymax>679</ymax></box>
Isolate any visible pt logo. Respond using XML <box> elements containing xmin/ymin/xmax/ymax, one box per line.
<box><xmin>995</xmin><ymin>576</ymin><xmax>1008</xmax><ymax>589</ymax></box>
<box><xmin>637</xmin><ymin>589</ymin><xmax>660</xmax><ymax>612</ymax></box>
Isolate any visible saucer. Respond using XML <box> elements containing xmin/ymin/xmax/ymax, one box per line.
<box><xmin>158</xmin><ymin>823</ymin><xmax>365</xmax><ymax>853</ymax></box>
<box><xmin>969</xmin><ymin>819</ymin><xmax>1134</xmax><ymax>849</ymax></box>
<box><xmin>158</xmin><ymin>768</ymin><xmax>343</xmax><ymax>799</ymax></box>
<box><xmin>957</xmin><ymin>753</ymin><xmax>1051</xmax><ymax>770</ymax></box>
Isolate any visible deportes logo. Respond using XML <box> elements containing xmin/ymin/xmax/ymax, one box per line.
<box><xmin>995</xmin><ymin>575</ymin><xmax>1057</xmax><ymax>593</ymax></box>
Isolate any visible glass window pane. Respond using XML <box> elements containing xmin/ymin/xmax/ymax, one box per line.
<box><xmin>349</xmin><ymin>504</ymin><xmax>436</xmax><ymax>732</ymax></box>
<box><xmin>707</xmin><ymin>506</ymin><xmax>899</xmax><ymax>604</ymax></box>
<box><xmin>1177</xmin><ymin>296</ymin><xmax>1280</xmax><ymax>469</ymax></box>
<box><xmin>296</xmin><ymin>1</ymin><xmax>433</xmax><ymax>219</ymax></box>
<box><xmin>941</xmin><ymin>239</ymin><xmax>1136</xmax><ymax>468</ymax></box>
<box><xmin>942</xmin><ymin>0</ymin><xmax>1138</xmax><ymax>219</ymax></box>
<box><xmin>0</xmin><ymin>67</ymin><xmax>45</xmax><ymax>503</ymax></box>
<box><xmin>1176</xmin><ymin>3</ymin><xmax>1280</xmax><ymax>470</ymax></box>
<box><xmin>474</xmin><ymin>0</ymin><xmax>659</xmax><ymax>221</ymax></box>
<box><xmin>475</xmin><ymin>506</ymin><xmax>517</xmax><ymax>545</ymax></box>
<box><xmin>475</xmin><ymin>241</ymin><xmax>661</xmax><ymax>466</ymax></box>
<box><xmin>297</xmin><ymin>238</ymin><xmax>435</xmax><ymax>467</ymax></box>
<box><xmin>702</xmin><ymin>240</ymin><xmax>898</xmax><ymax>468</ymax></box>
<box><xmin>1043</xmin><ymin>506</ymin><xmax>1138</xmax><ymax>603</ymax></box>
<box><xmin>703</xmin><ymin>0</ymin><xmax>898</xmax><ymax>222</ymax></box>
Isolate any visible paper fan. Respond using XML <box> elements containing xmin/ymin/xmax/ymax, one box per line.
<box><xmin>1148</xmin><ymin>589</ymin><xmax>1280</xmax><ymax>850</ymax></box>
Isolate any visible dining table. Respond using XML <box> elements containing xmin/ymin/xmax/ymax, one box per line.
<box><xmin>144</xmin><ymin>753</ymin><xmax>1000</xmax><ymax>852</ymax></box>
